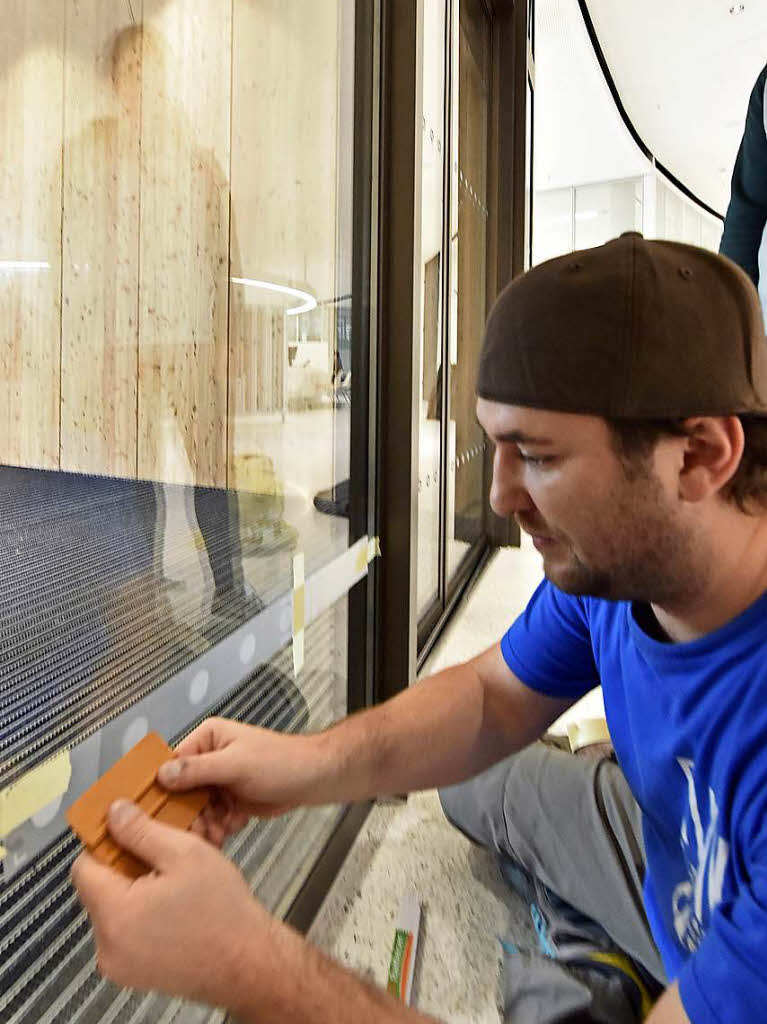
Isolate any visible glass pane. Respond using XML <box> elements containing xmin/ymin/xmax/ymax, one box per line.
<box><xmin>574</xmin><ymin>179</ymin><xmax>640</xmax><ymax>250</ymax></box>
<box><xmin>0</xmin><ymin>2</ymin><xmax>363</xmax><ymax>1021</ymax></box>
<box><xmin>533</xmin><ymin>187</ymin><xmax>574</xmax><ymax>264</ymax></box>
<box><xmin>657</xmin><ymin>181</ymin><xmax>684</xmax><ymax>241</ymax></box>
<box><xmin>446</xmin><ymin>0</ymin><xmax>491</xmax><ymax>585</ymax></box>
<box><xmin>682</xmin><ymin>202</ymin><xmax>702</xmax><ymax>246</ymax></box>
<box><xmin>700</xmin><ymin>215</ymin><xmax>723</xmax><ymax>253</ymax></box>
<box><xmin>416</xmin><ymin>0</ymin><xmax>448</xmax><ymax>618</ymax></box>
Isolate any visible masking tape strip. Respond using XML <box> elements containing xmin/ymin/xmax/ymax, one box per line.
<box><xmin>2</xmin><ymin>538</ymin><xmax>373</xmax><ymax>878</ymax></box>
<box><xmin>0</xmin><ymin>749</ymin><xmax>72</xmax><ymax>838</ymax></box>
<box><xmin>368</xmin><ymin>536</ymin><xmax>381</xmax><ymax>562</ymax></box>
<box><xmin>566</xmin><ymin>718</ymin><xmax>611</xmax><ymax>753</ymax></box>
<box><xmin>293</xmin><ymin>582</ymin><xmax>305</xmax><ymax>635</ymax></box>
<box><xmin>355</xmin><ymin>535</ymin><xmax>369</xmax><ymax>575</ymax></box>
<box><xmin>293</xmin><ymin>552</ymin><xmax>306</xmax><ymax>676</ymax></box>
<box><xmin>306</xmin><ymin>537</ymin><xmax>371</xmax><ymax>627</ymax></box>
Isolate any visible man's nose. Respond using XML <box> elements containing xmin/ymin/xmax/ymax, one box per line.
<box><xmin>489</xmin><ymin>452</ymin><xmax>533</xmax><ymax>518</ymax></box>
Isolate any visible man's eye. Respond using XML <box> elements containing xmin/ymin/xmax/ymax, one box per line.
<box><xmin>519</xmin><ymin>453</ymin><xmax>554</xmax><ymax>467</ymax></box>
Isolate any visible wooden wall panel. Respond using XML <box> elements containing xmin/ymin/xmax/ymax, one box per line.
<box><xmin>138</xmin><ymin>0</ymin><xmax>231</xmax><ymax>488</ymax></box>
<box><xmin>0</xmin><ymin>1</ymin><xmax>64</xmax><ymax>470</ymax></box>
<box><xmin>60</xmin><ymin>2</ymin><xmax>142</xmax><ymax>477</ymax></box>
<box><xmin>228</xmin><ymin>0</ymin><xmax>339</xmax><ymax>483</ymax></box>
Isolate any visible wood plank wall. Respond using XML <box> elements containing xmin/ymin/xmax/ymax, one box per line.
<box><xmin>61</xmin><ymin>1</ymin><xmax>142</xmax><ymax>478</ymax></box>
<box><xmin>0</xmin><ymin>0</ymin><xmax>341</xmax><ymax>489</ymax></box>
<box><xmin>138</xmin><ymin>0</ymin><xmax>231</xmax><ymax>488</ymax></box>
<box><xmin>228</xmin><ymin>0</ymin><xmax>339</xmax><ymax>482</ymax></box>
<box><xmin>0</xmin><ymin>1</ymin><xmax>64</xmax><ymax>470</ymax></box>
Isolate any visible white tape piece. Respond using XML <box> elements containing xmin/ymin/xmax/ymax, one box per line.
<box><xmin>566</xmin><ymin>717</ymin><xmax>611</xmax><ymax>753</ymax></box>
<box><xmin>293</xmin><ymin>552</ymin><xmax>306</xmax><ymax>676</ymax></box>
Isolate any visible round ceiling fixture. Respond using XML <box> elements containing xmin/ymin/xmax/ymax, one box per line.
<box><xmin>729</xmin><ymin>3</ymin><xmax>745</xmax><ymax>13</ymax></box>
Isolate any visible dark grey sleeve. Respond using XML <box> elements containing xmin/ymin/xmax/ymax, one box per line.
<box><xmin>720</xmin><ymin>65</ymin><xmax>767</xmax><ymax>287</ymax></box>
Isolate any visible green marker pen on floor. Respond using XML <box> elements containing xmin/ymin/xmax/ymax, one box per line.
<box><xmin>387</xmin><ymin>890</ymin><xmax>421</xmax><ymax>1006</ymax></box>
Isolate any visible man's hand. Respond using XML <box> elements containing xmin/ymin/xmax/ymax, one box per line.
<box><xmin>159</xmin><ymin>717</ymin><xmax>320</xmax><ymax>846</ymax></box>
<box><xmin>72</xmin><ymin>799</ymin><xmax>438</xmax><ymax>1023</ymax></box>
<box><xmin>71</xmin><ymin>799</ymin><xmax>279</xmax><ymax>1007</ymax></box>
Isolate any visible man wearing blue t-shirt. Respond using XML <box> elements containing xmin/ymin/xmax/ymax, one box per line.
<box><xmin>73</xmin><ymin>234</ymin><xmax>767</xmax><ymax>1024</ymax></box>
<box><xmin>439</xmin><ymin>231</ymin><xmax>767</xmax><ymax>1023</ymax></box>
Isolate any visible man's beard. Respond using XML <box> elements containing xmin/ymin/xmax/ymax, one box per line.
<box><xmin>518</xmin><ymin>476</ymin><xmax>708</xmax><ymax>605</ymax></box>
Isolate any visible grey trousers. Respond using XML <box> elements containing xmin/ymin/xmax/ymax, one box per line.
<box><xmin>439</xmin><ymin>744</ymin><xmax>667</xmax><ymax>1023</ymax></box>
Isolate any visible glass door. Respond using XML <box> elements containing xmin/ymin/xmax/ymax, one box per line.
<box><xmin>446</xmin><ymin>0</ymin><xmax>492</xmax><ymax>588</ymax></box>
<box><xmin>416</xmin><ymin>0</ymin><xmax>494</xmax><ymax>649</ymax></box>
<box><xmin>416</xmin><ymin>0</ymin><xmax>449</xmax><ymax>620</ymax></box>
<box><xmin>0</xmin><ymin>2</ymin><xmax>378</xmax><ymax>1020</ymax></box>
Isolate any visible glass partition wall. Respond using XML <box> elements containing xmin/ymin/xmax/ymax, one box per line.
<box><xmin>0</xmin><ymin>3</ymin><xmax>376</xmax><ymax>1021</ymax></box>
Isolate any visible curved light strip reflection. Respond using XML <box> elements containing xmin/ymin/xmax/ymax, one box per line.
<box><xmin>0</xmin><ymin>261</ymin><xmax>51</xmax><ymax>272</ymax></box>
<box><xmin>231</xmin><ymin>276</ymin><xmax>317</xmax><ymax>316</ymax></box>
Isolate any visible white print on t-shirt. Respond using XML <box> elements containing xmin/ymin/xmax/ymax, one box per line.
<box><xmin>672</xmin><ymin>758</ymin><xmax>730</xmax><ymax>952</ymax></box>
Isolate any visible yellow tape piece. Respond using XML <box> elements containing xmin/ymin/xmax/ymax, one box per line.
<box><xmin>292</xmin><ymin>552</ymin><xmax>305</xmax><ymax>588</ymax></box>
<box><xmin>0</xmin><ymin>749</ymin><xmax>72</xmax><ymax>838</ymax></box>
<box><xmin>355</xmin><ymin>537</ymin><xmax>369</xmax><ymax>575</ymax></box>
<box><xmin>368</xmin><ymin>536</ymin><xmax>382</xmax><ymax>562</ymax></box>
<box><xmin>293</xmin><ymin>585</ymin><xmax>306</xmax><ymax>635</ymax></box>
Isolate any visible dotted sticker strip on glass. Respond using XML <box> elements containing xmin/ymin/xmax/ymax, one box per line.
<box><xmin>0</xmin><ymin>518</ymin><xmax>373</xmax><ymax>877</ymax></box>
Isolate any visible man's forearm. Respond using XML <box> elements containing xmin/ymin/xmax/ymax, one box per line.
<box><xmin>232</xmin><ymin>919</ymin><xmax>438</xmax><ymax>1024</ymax></box>
<box><xmin>307</xmin><ymin>661</ymin><xmax>517</xmax><ymax>805</ymax></box>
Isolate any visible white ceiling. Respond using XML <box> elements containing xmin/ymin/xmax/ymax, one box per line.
<box><xmin>584</xmin><ymin>0</ymin><xmax>767</xmax><ymax>215</ymax></box>
<box><xmin>534</xmin><ymin>0</ymin><xmax>652</xmax><ymax>193</ymax></box>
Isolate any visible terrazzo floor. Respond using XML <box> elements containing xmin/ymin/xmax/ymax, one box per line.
<box><xmin>308</xmin><ymin>540</ymin><xmax>606</xmax><ymax>1021</ymax></box>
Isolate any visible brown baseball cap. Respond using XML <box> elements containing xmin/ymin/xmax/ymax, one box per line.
<box><xmin>477</xmin><ymin>232</ymin><xmax>767</xmax><ymax>418</ymax></box>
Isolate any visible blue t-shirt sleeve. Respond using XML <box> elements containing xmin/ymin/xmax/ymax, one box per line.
<box><xmin>500</xmin><ymin>579</ymin><xmax>600</xmax><ymax>699</ymax></box>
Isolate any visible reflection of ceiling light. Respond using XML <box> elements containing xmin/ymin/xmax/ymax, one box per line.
<box><xmin>0</xmin><ymin>260</ymin><xmax>50</xmax><ymax>272</ymax></box>
<box><xmin>729</xmin><ymin>3</ymin><xmax>745</xmax><ymax>13</ymax></box>
<box><xmin>574</xmin><ymin>210</ymin><xmax>599</xmax><ymax>221</ymax></box>
<box><xmin>230</xmin><ymin>277</ymin><xmax>317</xmax><ymax>316</ymax></box>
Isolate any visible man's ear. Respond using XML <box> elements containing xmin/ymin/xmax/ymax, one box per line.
<box><xmin>677</xmin><ymin>417</ymin><xmax>744</xmax><ymax>503</ymax></box>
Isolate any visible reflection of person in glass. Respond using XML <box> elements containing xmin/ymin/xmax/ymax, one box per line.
<box><xmin>68</xmin><ymin>23</ymin><xmax>257</xmax><ymax>626</ymax></box>
<box><xmin>72</xmin><ymin>235</ymin><xmax>767</xmax><ymax>1023</ymax></box>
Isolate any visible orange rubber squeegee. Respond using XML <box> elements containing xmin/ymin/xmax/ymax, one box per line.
<box><xmin>67</xmin><ymin>731</ymin><xmax>209</xmax><ymax>878</ymax></box>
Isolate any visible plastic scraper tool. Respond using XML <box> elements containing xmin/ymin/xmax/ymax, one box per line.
<box><xmin>67</xmin><ymin>731</ymin><xmax>209</xmax><ymax>878</ymax></box>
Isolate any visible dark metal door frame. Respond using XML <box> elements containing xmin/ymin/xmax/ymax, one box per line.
<box><xmin>286</xmin><ymin>0</ymin><xmax>380</xmax><ymax>932</ymax></box>
<box><xmin>376</xmin><ymin>0</ymin><xmax>533</xmax><ymax>694</ymax></box>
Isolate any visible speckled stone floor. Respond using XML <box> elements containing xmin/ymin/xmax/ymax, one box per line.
<box><xmin>308</xmin><ymin>788</ymin><xmax>534</xmax><ymax>1023</ymax></box>
<box><xmin>307</xmin><ymin>543</ymin><xmax>559</xmax><ymax>1022</ymax></box>
<box><xmin>308</xmin><ymin>541</ymin><xmax>608</xmax><ymax>1020</ymax></box>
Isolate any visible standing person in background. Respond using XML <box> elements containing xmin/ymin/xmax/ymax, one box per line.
<box><xmin>720</xmin><ymin>62</ymin><xmax>767</xmax><ymax>315</ymax></box>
